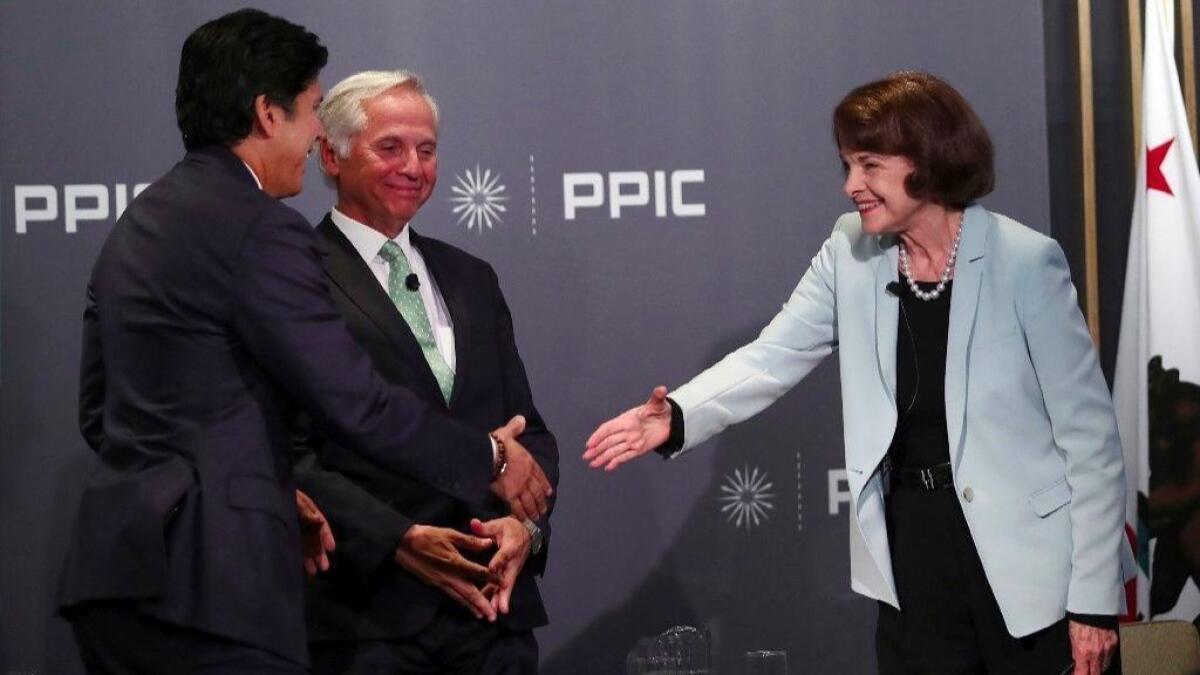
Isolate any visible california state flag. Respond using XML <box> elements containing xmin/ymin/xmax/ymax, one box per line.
<box><xmin>1114</xmin><ymin>0</ymin><xmax>1200</xmax><ymax>622</ymax></box>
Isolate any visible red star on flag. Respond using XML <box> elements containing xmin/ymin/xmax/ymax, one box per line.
<box><xmin>1147</xmin><ymin>138</ymin><xmax>1175</xmax><ymax>195</ymax></box>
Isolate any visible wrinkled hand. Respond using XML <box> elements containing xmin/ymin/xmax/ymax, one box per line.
<box><xmin>583</xmin><ymin>386</ymin><xmax>671</xmax><ymax>471</ymax></box>
<box><xmin>395</xmin><ymin>524</ymin><xmax>499</xmax><ymax>621</ymax></box>
<box><xmin>296</xmin><ymin>489</ymin><xmax>335</xmax><ymax>577</ymax></box>
<box><xmin>490</xmin><ymin>415</ymin><xmax>553</xmax><ymax>521</ymax></box>
<box><xmin>1069</xmin><ymin>621</ymin><xmax>1118</xmax><ymax>674</ymax></box>
<box><xmin>470</xmin><ymin>517</ymin><xmax>532</xmax><ymax>615</ymax></box>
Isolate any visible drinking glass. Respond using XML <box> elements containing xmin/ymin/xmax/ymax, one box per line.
<box><xmin>660</xmin><ymin>625</ymin><xmax>711</xmax><ymax>674</ymax></box>
<box><xmin>745</xmin><ymin>649</ymin><xmax>788</xmax><ymax>675</ymax></box>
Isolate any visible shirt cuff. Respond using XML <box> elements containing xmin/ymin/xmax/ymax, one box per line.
<box><xmin>656</xmin><ymin>396</ymin><xmax>685</xmax><ymax>459</ymax></box>
<box><xmin>1065</xmin><ymin>612</ymin><xmax>1118</xmax><ymax>630</ymax></box>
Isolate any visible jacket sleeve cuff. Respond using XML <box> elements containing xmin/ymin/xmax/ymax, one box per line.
<box><xmin>335</xmin><ymin>510</ymin><xmax>413</xmax><ymax>584</ymax></box>
<box><xmin>655</xmin><ymin>397</ymin><xmax>685</xmax><ymax>459</ymax></box>
<box><xmin>1065</xmin><ymin>612</ymin><xmax>1118</xmax><ymax>630</ymax></box>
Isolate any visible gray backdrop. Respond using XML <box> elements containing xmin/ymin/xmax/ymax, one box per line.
<box><xmin>0</xmin><ymin>2</ymin><xmax>1051</xmax><ymax>673</ymax></box>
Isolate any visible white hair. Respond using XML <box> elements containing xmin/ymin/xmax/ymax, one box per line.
<box><xmin>319</xmin><ymin>70</ymin><xmax>440</xmax><ymax>158</ymax></box>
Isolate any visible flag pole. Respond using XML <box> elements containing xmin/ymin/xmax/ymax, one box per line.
<box><xmin>1183</xmin><ymin>0</ymin><xmax>1198</xmax><ymax>149</ymax></box>
<box><xmin>1078</xmin><ymin>0</ymin><xmax>1102</xmax><ymax>345</ymax></box>
<box><xmin>1132</xmin><ymin>0</ymin><xmax>1143</xmax><ymax>172</ymax></box>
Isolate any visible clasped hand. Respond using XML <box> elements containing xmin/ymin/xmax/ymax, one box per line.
<box><xmin>490</xmin><ymin>415</ymin><xmax>553</xmax><ymax>521</ymax></box>
<box><xmin>395</xmin><ymin>518</ymin><xmax>531</xmax><ymax>622</ymax></box>
<box><xmin>296</xmin><ymin>489</ymin><xmax>534</xmax><ymax>622</ymax></box>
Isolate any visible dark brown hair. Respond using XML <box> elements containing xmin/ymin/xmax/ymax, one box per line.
<box><xmin>833</xmin><ymin>71</ymin><xmax>994</xmax><ymax>209</ymax></box>
<box><xmin>177</xmin><ymin>9</ymin><xmax>328</xmax><ymax>151</ymax></box>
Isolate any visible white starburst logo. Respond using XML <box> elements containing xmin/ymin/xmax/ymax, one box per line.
<box><xmin>450</xmin><ymin>165</ymin><xmax>508</xmax><ymax>233</ymax></box>
<box><xmin>718</xmin><ymin>464</ymin><xmax>775</xmax><ymax>529</ymax></box>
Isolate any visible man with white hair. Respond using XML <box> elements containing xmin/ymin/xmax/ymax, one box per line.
<box><xmin>291</xmin><ymin>70</ymin><xmax>556</xmax><ymax>674</ymax></box>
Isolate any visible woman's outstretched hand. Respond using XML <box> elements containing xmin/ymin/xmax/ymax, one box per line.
<box><xmin>583</xmin><ymin>386</ymin><xmax>672</xmax><ymax>471</ymax></box>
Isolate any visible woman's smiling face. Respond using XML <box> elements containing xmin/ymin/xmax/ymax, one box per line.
<box><xmin>840</xmin><ymin>150</ymin><xmax>925</xmax><ymax>235</ymax></box>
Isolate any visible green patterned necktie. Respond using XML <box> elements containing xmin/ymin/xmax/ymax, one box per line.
<box><xmin>378</xmin><ymin>240</ymin><xmax>454</xmax><ymax>404</ymax></box>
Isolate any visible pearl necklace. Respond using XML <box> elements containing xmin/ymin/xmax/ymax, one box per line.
<box><xmin>898</xmin><ymin>213</ymin><xmax>964</xmax><ymax>301</ymax></box>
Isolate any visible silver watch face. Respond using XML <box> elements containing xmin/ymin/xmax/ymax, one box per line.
<box><xmin>523</xmin><ymin>519</ymin><xmax>542</xmax><ymax>555</ymax></box>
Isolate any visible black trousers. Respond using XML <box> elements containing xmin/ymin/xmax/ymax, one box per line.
<box><xmin>309</xmin><ymin>609</ymin><xmax>538</xmax><ymax>675</ymax></box>
<box><xmin>876</xmin><ymin>485</ymin><xmax>1081</xmax><ymax>675</ymax></box>
<box><xmin>67</xmin><ymin>601</ymin><xmax>305</xmax><ymax>675</ymax></box>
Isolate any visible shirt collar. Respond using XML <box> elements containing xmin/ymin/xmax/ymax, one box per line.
<box><xmin>239</xmin><ymin>160</ymin><xmax>263</xmax><ymax>190</ymax></box>
<box><xmin>329</xmin><ymin>207</ymin><xmax>413</xmax><ymax>264</ymax></box>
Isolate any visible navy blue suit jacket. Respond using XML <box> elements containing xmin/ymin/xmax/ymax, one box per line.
<box><xmin>291</xmin><ymin>216</ymin><xmax>558</xmax><ymax>641</ymax></box>
<box><xmin>58</xmin><ymin>146</ymin><xmax>494</xmax><ymax>665</ymax></box>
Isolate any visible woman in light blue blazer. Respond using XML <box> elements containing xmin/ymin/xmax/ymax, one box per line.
<box><xmin>584</xmin><ymin>72</ymin><xmax>1133</xmax><ymax>675</ymax></box>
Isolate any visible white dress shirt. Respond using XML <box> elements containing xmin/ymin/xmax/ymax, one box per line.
<box><xmin>329</xmin><ymin>208</ymin><xmax>456</xmax><ymax>373</ymax></box>
<box><xmin>328</xmin><ymin>208</ymin><xmax>497</xmax><ymax>462</ymax></box>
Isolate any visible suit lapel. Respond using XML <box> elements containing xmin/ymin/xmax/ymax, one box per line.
<box><xmin>945</xmin><ymin>205</ymin><xmax>989</xmax><ymax>470</ymax></box>
<box><xmin>874</xmin><ymin>235</ymin><xmax>900</xmax><ymax>402</ymax></box>
<box><xmin>316</xmin><ymin>217</ymin><xmax>446</xmax><ymax>402</ymax></box>
<box><xmin>410</xmin><ymin>229</ymin><xmax>471</xmax><ymax>409</ymax></box>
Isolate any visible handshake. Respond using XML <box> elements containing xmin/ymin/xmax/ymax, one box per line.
<box><xmin>487</xmin><ymin>414</ymin><xmax>555</xmax><ymax>523</ymax></box>
<box><xmin>295</xmin><ymin>414</ymin><xmax>554</xmax><ymax>622</ymax></box>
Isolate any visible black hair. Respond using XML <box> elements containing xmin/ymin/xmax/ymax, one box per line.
<box><xmin>175</xmin><ymin>8</ymin><xmax>328</xmax><ymax>151</ymax></box>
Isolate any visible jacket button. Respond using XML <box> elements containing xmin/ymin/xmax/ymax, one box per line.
<box><xmin>962</xmin><ymin>487</ymin><xmax>974</xmax><ymax>503</ymax></box>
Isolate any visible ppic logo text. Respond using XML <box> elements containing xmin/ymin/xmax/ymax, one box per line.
<box><xmin>12</xmin><ymin>183</ymin><xmax>150</xmax><ymax>233</ymax></box>
<box><xmin>563</xmin><ymin>169</ymin><xmax>705</xmax><ymax>220</ymax></box>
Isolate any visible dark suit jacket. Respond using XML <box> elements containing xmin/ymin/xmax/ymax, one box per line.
<box><xmin>58</xmin><ymin>146</ymin><xmax>496</xmax><ymax>666</ymax></box>
<box><xmin>291</xmin><ymin>216</ymin><xmax>558</xmax><ymax>642</ymax></box>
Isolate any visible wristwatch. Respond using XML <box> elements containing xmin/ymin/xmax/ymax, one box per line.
<box><xmin>522</xmin><ymin>518</ymin><xmax>543</xmax><ymax>556</ymax></box>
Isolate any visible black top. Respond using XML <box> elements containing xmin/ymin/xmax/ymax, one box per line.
<box><xmin>889</xmin><ymin>274</ymin><xmax>953</xmax><ymax>471</ymax></box>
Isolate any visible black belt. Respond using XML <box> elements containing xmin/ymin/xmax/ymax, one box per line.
<box><xmin>884</xmin><ymin>458</ymin><xmax>954</xmax><ymax>491</ymax></box>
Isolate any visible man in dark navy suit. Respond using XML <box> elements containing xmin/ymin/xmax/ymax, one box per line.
<box><xmin>291</xmin><ymin>70</ymin><xmax>558</xmax><ymax>675</ymax></box>
<box><xmin>58</xmin><ymin>10</ymin><xmax>551</xmax><ymax>674</ymax></box>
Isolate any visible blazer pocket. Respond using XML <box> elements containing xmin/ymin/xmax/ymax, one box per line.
<box><xmin>140</xmin><ymin>456</ymin><xmax>196</xmax><ymax>521</ymax></box>
<box><xmin>226</xmin><ymin>474</ymin><xmax>292</xmax><ymax>527</ymax></box>
<box><xmin>1028</xmin><ymin>477</ymin><xmax>1071</xmax><ymax>517</ymax></box>
<box><xmin>62</xmin><ymin>458</ymin><xmax>195</xmax><ymax>601</ymax></box>
<box><xmin>225</xmin><ymin>474</ymin><xmax>299</xmax><ymax>593</ymax></box>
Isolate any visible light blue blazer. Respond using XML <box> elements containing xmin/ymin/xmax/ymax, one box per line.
<box><xmin>670</xmin><ymin>205</ymin><xmax>1135</xmax><ymax>637</ymax></box>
